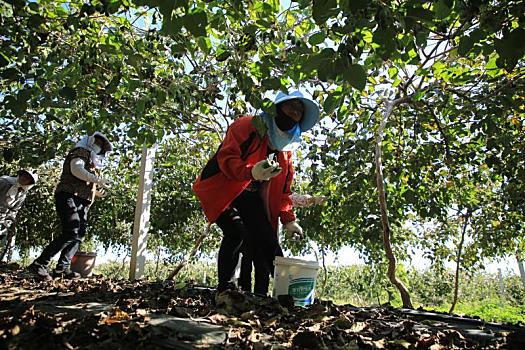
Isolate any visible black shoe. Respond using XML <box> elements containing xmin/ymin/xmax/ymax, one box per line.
<box><xmin>28</xmin><ymin>262</ymin><xmax>52</xmax><ymax>281</ymax></box>
<box><xmin>53</xmin><ymin>268</ymin><xmax>81</xmax><ymax>279</ymax></box>
<box><xmin>216</xmin><ymin>281</ymin><xmax>238</xmax><ymax>293</ymax></box>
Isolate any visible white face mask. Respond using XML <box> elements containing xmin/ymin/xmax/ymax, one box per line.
<box><xmin>92</xmin><ymin>144</ymin><xmax>101</xmax><ymax>154</ymax></box>
<box><xmin>20</xmin><ymin>184</ymin><xmax>34</xmax><ymax>191</ymax></box>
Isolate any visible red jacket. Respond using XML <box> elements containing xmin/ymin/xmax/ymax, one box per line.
<box><xmin>192</xmin><ymin>116</ymin><xmax>296</xmax><ymax>233</ymax></box>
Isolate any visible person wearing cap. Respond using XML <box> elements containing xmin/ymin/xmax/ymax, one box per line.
<box><xmin>0</xmin><ymin>169</ymin><xmax>38</xmax><ymax>256</ymax></box>
<box><xmin>28</xmin><ymin>132</ymin><xmax>113</xmax><ymax>281</ymax></box>
<box><xmin>192</xmin><ymin>90</ymin><xmax>320</xmax><ymax>295</ymax></box>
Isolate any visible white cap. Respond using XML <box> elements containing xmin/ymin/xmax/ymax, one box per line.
<box><xmin>18</xmin><ymin>169</ymin><xmax>38</xmax><ymax>184</ymax></box>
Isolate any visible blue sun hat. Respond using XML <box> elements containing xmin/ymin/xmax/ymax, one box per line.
<box><xmin>274</xmin><ymin>90</ymin><xmax>320</xmax><ymax>132</ymax></box>
<box><xmin>260</xmin><ymin>91</ymin><xmax>320</xmax><ymax>151</ymax></box>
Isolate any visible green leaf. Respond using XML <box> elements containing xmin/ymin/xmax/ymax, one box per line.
<box><xmin>127</xmin><ymin>79</ymin><xmax>140</xmax><ymax>92</ymax></box>
<box><xmin>59</xmin><ymin>86</ymin><xmax>77</xmax><ymax>100</ymax></box>
<box><xmin>156</xmin><ymin>89</ymin><xmax>167</xmax><ymax>106</ymax></box>
<box><xmin>255</xmin><ymin>19</ymin><xmax>273</xmax><ymax>28</ymax></box>
<box><xmin>309</xmin><ymin>48</ymin><xmax>337</xmax><ymax>81</ymax></box>
<box><xmin>373</xmin><ymin>27</ymin><xmax>396</xmax><ymax>45</ymax></box>
<box><xmin>312</xmin><ymin>0</ymin><xmax>339</xmax><ymax>25</ymax></box>
<box><xmin>10</xmin><ymin>0</ymin><xmax>25</xmax><ymax>9</ymax></box>
<box><xmin>388</xmin><ymin>67</ymin><xmax>398</xmax><ymax>79</ymax></box>
<box><xmin>215</xmin><ymin>48</ymin><xmax>231</xmax><ymax>62</ymax></box>
<box><xmin>317</xmin><ymin>62</ymin><xmax>335</xmax><ymax>82</ymax></box>
<box><xmin>17</xmin><ymin>88</ymin><xmax>32</xmax><ymax>102</ymax></box>
<box><xmin>323</xmin><ymin>94</ymin><xmax>339</xmax><ymax>115</ymax></box>
<box><xmin>433</xmin><ymin>0</ymin><xmax>451</xmax><ymax>19</ymax></box>
<box><xmin>242</xmin><ymin>24</ymin><xmax>258</xmax><ymax>36</ymax></box>
<box><xmin>1</xmin><ymin>67</ymin><xmax>19</xmax><ymax>80</ymax></box>
<box><xmin>415</xmin><ymin>30</ymin><xmax>429</xmax><ymax>48</ymax></box>
<box><xmin>262</xmin><ymin>77</ymin><xmax>281</xmax><ymax>90</ymax></box>
<box><xmin>406</xmin><ymin>7</ymin><xmax>433</xmax><ymax>23</ymax></box>
<box><xmin>28</xmin><ymin>1</ymin><xmax>39</xmax><ymax>11</ymax></box>
<box><xmin>106</xmin><ymin>0</ymin><xmax>121</xmax><ymax>14</ymax></box>
<box><xmin>458</xmin><ymin>35</ymin><xmax>474</xmax><ymax>56</ymax></box>
<box><xmin>126</xmin><ymin>53</ymin><xmax>144</xmax><ymax>67</ymax></box>
<box><xmin>133</xmin><ymin>0</ymin><xmax>159</xmax><ymax>7</ymax></box>
<box><xmin>209</xmin><ymin>13</ymin><xmax>226</xmax><ymax>31</ymax></box>
<box><xmin>373</xmin><ymin>27</ymin><xmax>396</xmax><ymax>58</ymax></box>
<box><xmin>28</xmin><ymin>14</ymin><xmax>46</xmax><ymax>28</ymax></box>
<box><xmin>136</xmin><ymin>96</ymin><xmax>147</xmax><ymax>115</ymax></box>
<box><xmin>161</xmin><ymin>16</ymin><xmax>183</xmax><ymax>36</ymax></box>
<box><xmin>485</xmin><ymin>53</ymin><xmax>501</xmax><ymax>78</ymax></box>
<box><xmin>183</xmin><ymin>10</ymin><xmax>208</xmax><ymax>37</ymax></box>
<box><xmin>333</xmin><ymin>56</ymin><xmax>351</xmax><ymax>77</ymax></box>
<box><xmin>413</xmin><ymin>89</ymin><xmax>426</xmax><ymax>101</ymax></box>
<box><xmin>494</xmin><ymin>28</ymin><xmax>525</xmax><ymax>70</ymax></box>
<box><xmin>308</xmin><ymin>32</ymin><xmax>326</xmax><ymax>46</ymax></box>
<box><xmin>431</xmin><ymin>61</ymin><xmax>447</xmax><ymax>80</ymax></box>
<box><xmin>469</xmin><ymin>28</ymin><xmax>486</xmax><ymax>43</ymax></box>
<box><xmin>340</xmin><ymin>0</ymin><xmax>367</xmax><ymax>12</ymax></box>
<box><xmin>158</xmin><ymin>0</ymin><xmax>187</xmax><ymax>17</ymax></box>
<box><xmin>197</xmin><ymin>36</ymin><xmax>211</xmax><ymax>54</ymax></box>
<box><xmin>343</xmin><ymin>64</ymin><xmax>367</xmax><ymax>90</ymax></box>
<box><xmin>11</xmin><ymin>99</ymin><xmax>27</xmax><ymax>116</ymax></box>
<box><xmin>0</xmin><ymin>52</ymin><xmax>10</xmax><ymax>67</ymax></box>
<box><xmin>106</xmin><ymin>74</ymin><xmax>121</xmax><ymax>93</ymax></box>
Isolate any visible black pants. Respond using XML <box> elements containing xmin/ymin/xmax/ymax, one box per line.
<box><xmin>215</xmin><ymin>190</ymin><xmax>282</xmax><ymax>295</ymax></box>
<box><xmin>35</xmin><ymin>191</ymin><xmax>90</xmax><ymax>270</ymax></box>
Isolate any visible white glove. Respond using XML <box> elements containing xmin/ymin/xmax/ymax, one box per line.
<box><xmin>96</xmin><ymin>177</ymin><xmax>111</xmax><ymax>188</ymax></box>
<box><xmin>251</xmin><ymin>159</ymin><xmax>282</xmax><ymax>181</ymax></box>
<box><xmin>291</xmin><ymin>194</ymin><xmax>327</xmax><ymax>208</ymax></box>
<box><xmin>95</xmin><ymin>189</ymin><xmax>107</xmax><ymax>198</ymax></box>
<box><xmin>71</xmin><ymin>158</ymin><xmax>112</xmax><ymax>187</ymax></box>
<box><xmin>285</xmin><ymin>221</ymin><xmax>304</xmax><ymax>239</ymax></box>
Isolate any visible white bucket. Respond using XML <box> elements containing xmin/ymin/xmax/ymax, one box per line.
<box><xmin>272</xmin><ymin>256</ymin><xmax>319</xmax><ymax>307</ymax></box>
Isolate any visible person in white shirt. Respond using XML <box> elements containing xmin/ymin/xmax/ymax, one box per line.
<box><xmin>0</xmin><ymin>169</ymin><xmax>38</xmax><ymax>258</ymax></box>
<box><xmin>28</xmin><ymin>132</ymin><xmax>112</xmax><ymax>281</ymax></box>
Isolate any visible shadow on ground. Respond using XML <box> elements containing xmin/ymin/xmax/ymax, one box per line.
<box><xmin>1</xmin><ymin>262</ymin><xmax>523</xmax><ymax>349</ymax></box>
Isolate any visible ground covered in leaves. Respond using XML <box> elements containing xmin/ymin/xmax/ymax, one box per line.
<box><xmin>1</xmin><ymin>263</ymin><xmax>524</xmax><ymax>349</ymax></box>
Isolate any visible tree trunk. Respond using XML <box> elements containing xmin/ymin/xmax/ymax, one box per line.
<box><xmin>167</xmin><ymin>223</ymin><xmax>212</xmax><ymax>281</ymax></box>
<box><xmin>449</xmin><ymin>211</ymin><xmax>470</xmax><ymax>314</ymax></box>
<box><xmin>320</xmin><ymin>244</ymin><xmax>328</xmax><ymax>297</ymax></box>
<box><xmin>154</xmin><ymin>246</ymin><xmax>161</xmax><ymax>276</ymax></box>
<box><xmin>119</xmin><ymin>253</ymin><xmax>128</xmax><ymax>275</ymax></box>
<box><xmin>517</xmin><ymin>255</ymin><xmax>525</xmax><ymax>289</ymax></box>
<box><xmin>374</xmin><ymin>96</ymin><xmax>413</xmax><ymax>309</ymax></box>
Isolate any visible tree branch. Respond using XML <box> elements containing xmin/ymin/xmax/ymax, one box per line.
<box><xmin>422</xmin><ymin>100</ymin><xmax>452</xmax><ymax>164</ymax></box>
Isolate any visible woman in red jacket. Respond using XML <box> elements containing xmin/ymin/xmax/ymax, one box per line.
<box><xmin>193</xmin><ymin>91</ymin><xmax>320</xmax><ymax>295</ymax></box>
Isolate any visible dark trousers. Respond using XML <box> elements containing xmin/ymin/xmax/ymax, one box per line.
<box><xmin>215</xmin><ymin>190</ymin><xmax>282</xmax><ymax>295</ymax></box>
<box><xmin>35</xmin><ymin>191</ymin><xmax>90</xmax><ymax>270</ymax></box>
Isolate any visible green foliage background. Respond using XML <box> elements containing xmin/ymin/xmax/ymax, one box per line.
<box><xmin>91</xmin><ymin>259</ymin><xmax>525</xmax><ymax>324</ymax></box>
<box><xmin>1</xmin><ymin>0</ymin><xmax>525</xmax><ymax>310</ymax></box>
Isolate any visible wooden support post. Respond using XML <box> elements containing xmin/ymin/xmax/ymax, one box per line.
<box><xmin>129</xmin><ymin>144</ymin><xmax>157</xmax><ymax>280</ymax></box>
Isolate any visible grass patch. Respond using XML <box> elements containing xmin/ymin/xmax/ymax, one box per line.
<box><xmin>425</xmin><ymin>301</ymin><xmax>525</xmax><ymax>325</ymax></box>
